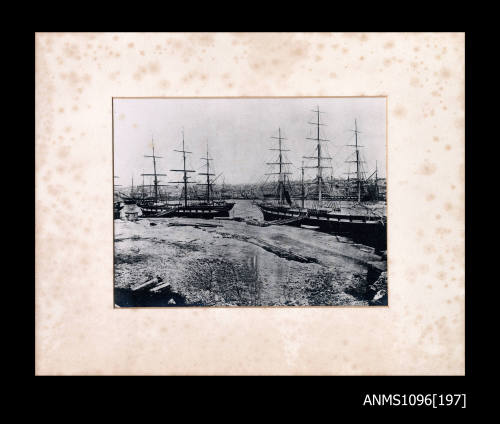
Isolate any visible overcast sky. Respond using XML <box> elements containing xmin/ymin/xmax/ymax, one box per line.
<box><xmin>113</xmin><ymin>97</ymin><xmax>386</xmax><ymax>187</ymax></box>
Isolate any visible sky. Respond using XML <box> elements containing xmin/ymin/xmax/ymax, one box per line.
<box><xmin>113</xmin><ymin>97</ymin><xmax>386</xmax><ymax>187</ymax></box>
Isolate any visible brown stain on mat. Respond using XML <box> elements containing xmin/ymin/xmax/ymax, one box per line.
<box><xmin>417</xmin><ymin>161</ymin><xmax>437</xmax><ymax>176</ymax></box>
<box><xmin>440</xmin><ymin>67</ymin><xmax>451</xmax><ymax>79</ymax></box>
<box><xmin>394</xmin><ymin>105</ymin><xmax>406</xmax><ymax>118</ymax></box>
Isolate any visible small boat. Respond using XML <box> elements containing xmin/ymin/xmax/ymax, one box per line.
<box><xmin>114</xmin><ymin>202</ymin><xmax>123</xmax><ymax>219</ymax></box>
<box><xmin>113</xmin><ymin>176</ymin><xmax>124</xmax><ymax>219</ymax></box>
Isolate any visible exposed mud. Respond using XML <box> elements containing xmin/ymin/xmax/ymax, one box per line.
<box><xmin>114</xmin><ymin>201</ymin><xmax>387</xmax><ymax>307</ymax></box>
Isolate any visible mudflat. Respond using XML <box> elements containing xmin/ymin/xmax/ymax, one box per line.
<box><xmin>114</xmin><ymin>210</ymin><xmax>386</xmax><ymax>307</ymax></box>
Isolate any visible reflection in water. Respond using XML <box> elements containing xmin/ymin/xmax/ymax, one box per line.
<box><xmin>230</xmin><ymin>199</ymin><xmax>263</xmax><ymax>220</ymax></box>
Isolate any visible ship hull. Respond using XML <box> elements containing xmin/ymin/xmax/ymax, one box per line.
<box><xmin>258</xmin><ymin>204</ymin><xmax>386</xmax><ymax>250</ymax></box>
<box><xmin>139</xmin><ymin>202</ymin><xmax>235</xmax><ymax>219</ymax></box>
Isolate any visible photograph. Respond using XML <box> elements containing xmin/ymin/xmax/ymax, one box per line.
<box><xmin>113</xmin><ymin>97</ymin><xmax>387</xmax><ymax>307</ymax></box>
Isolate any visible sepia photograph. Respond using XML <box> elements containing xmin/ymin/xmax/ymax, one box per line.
<box><xmin>113</xmin><ymin>97</ymin><xmax>387</xmax><ymax>307</ymax></box>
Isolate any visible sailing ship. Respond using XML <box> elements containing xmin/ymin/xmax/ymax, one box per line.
<box><xmin>135</xmin><ymin>139</ymin><xmax>175</xmax><ymax>217</ymax></box>
<box><xmin>135</xmin><ymin>132</ymin><xmax>234</xmax><ymax>218</ymax></box>
<box><xmin>167</xmin><ymin>132</ymin><xmax>235</xmax><ymax>218</ymax></box>
<box><xmin>256</xmin><ymin>108</ymin><xmax>387</xmax><ymax>250</ymax></box>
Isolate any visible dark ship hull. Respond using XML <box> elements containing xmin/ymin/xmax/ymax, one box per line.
<box><xmin>114</xmin><ymin>202</ymin><xmax>123</xmax><ymax>219</ymax></box>
<box><xmin>173</xmin><ymin>202</ymin><xmax>235</xmax><ymax>218</ymax></box>
<box><xmin>137</xmin><ymin>203</ymin><xmax>172</xmax><ymax>217</ymax></box>
<box><xmin>257</xmin><ymin>203</ymin><xmax>386</xmax><ymax>250</ymax></box>
<box><xmin>139</xmin><ymin>202</ymin><xmax>235</xmax><ymax>218</ymax></box>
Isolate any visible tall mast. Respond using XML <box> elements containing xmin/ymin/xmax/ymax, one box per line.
<box><xmin>141</xmin><ymin>173</ymin><xmax>145</xmax><ymax>199</ymax></box>
<box><xmin>170</xmin><ymin>129</ymin><xmax>195</xmax><ymax>207</ymax></box>
<box><xmin>278</xmin><ymin>128</ymin><xmax>283</xmax><ymax>204</ymax></box>
<box><xmin>345</xmin><ymin>119</ymin><xmax>365</xmax><ymax>202</ymax></box>
<box><xmin>317</xmin><ymin>109</ymin><xmax>321</xmax><ymax>203</ymax></box>
<box><xmin>182</xmin><ymin>136</ymin><xmax>187</xmax><ymax>205</ymax></box>
<box><xmin>355</xmin><ymin>119</ymin><xmax>360</xmax><ymax>202</ymax></box>
<box><xmin>375</xmin><ymin>160</ymin><xmax>379</xmax><ymax>201</ymax></box>
<box><xmin>142</xmin><ymin>138</ymin><xmax>166</xmax><ymax>204</ymax></box>
<box><xmin>198</xmin><ymin>140</ymin><xmax>215</xmax><ymax>204</ymax></box>
<box><xmin>267</xmin><ymin>127</ymin><xmax>291</xmax><ymax>205</ymax></box>
<box><xmin>304</xmin><ymin>106</ymin><xmax>332</xmax><ymax>207</ymax></box>
<box><xmin>301</xmin><ymin>160</ymin><xmax>305</xmax><ymax>209</ymax></box>
<box><xmin>206</xmin><ymin>143</ymin><xmax>210</xmax><ymax>203</ymax></box>
<box><xmin>152</xmin><ymin>142</ymin><xmax>158</xmax><ymax>201</ymax></box>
